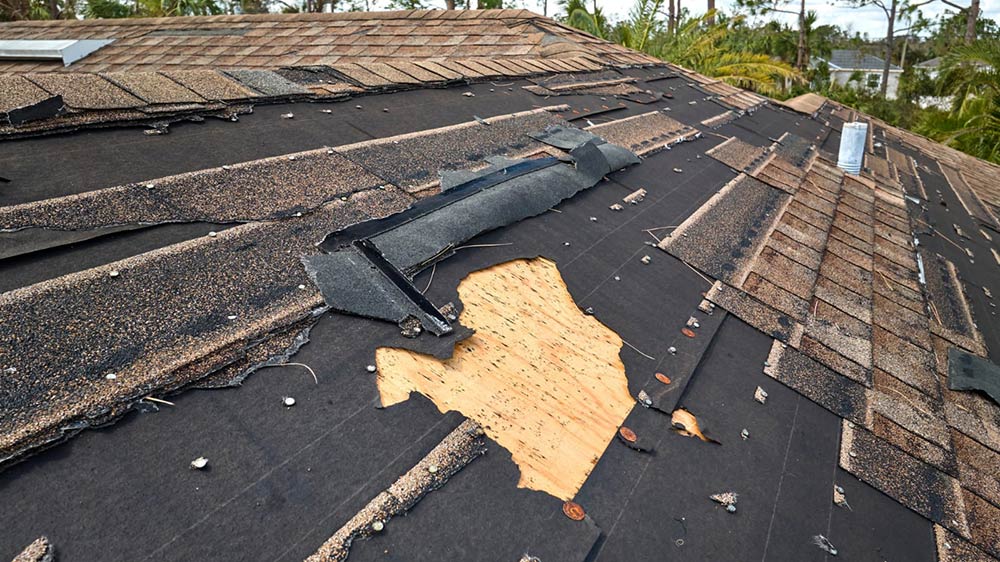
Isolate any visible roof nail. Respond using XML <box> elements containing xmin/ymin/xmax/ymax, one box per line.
<box><xmin>618</xmin><ymin>426</ymin><xmax>637</xmax><ymax>443</ymax></box>
<box><xmin>562</xmin><ymin>501</ymin><xmax>586</xmax><ymax>521</ymax></box>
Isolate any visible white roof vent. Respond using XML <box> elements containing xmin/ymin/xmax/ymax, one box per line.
<box><xmin>0</xmin><ymin>39</ymin><xmax>114</xmax><ymax>66</ymax></box>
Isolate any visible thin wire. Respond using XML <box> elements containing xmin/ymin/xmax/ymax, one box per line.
<box><xmin>421</xmin><ymin>262</ymin><xmax>437</xmax><ymax>294</ymax></box>
<box><xmin>259</xmin><ymin>362</ymin><xmax>318</xmax><ymax>384</ymax></box>
<box><xmin>453</xmin><ymin>242</ymin><xmax>513</xmax><ymax>251</ymax></box>
<box><xmin>622</xmin><ymin>339</ymin><xmax>655</xmax><ymax>361</ymax></box>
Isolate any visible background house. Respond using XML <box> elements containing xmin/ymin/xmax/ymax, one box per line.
<box><xmin>816</xmin><ymin>48</ymin><xmax>903</xmax><ymax>99</ymax></box>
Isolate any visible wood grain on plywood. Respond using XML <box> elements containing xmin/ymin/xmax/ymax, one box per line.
<box><xmin>376</xmin><ymin>258</ymin><xmax>634</xmax><ymax>501</ymax></box>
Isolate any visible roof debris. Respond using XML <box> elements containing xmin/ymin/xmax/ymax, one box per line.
<box><xmin>813</xmin><ymin>535</ymin><xmax>838</xmax><ymax>556</ymax></box>
<box><xmin>833</xmin><ymin>484</ymin><xmax>851</xmax><ymax>510</ymax></box>
<box><xmin>753</xmin><ymin>386</ymin><xmax>768</xmax><ymax>404</ymax></box>
<box><xmin>671</xmin><ymin>409</ymin><xmax>720</xmax><ymax>444</ymax></box>
<box><xmin>11</xmin><ymin>536</ymin><xmax>54</xmax><ymax>562</ymax></box>
<box><xmin>709</xmin><ymin>491</ymin><xmax>738</xmax><ymax>513</ymax></box>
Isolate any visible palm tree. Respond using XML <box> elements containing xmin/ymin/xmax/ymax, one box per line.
<box><xmin>560</xmin><ymin>0</ymin><xmax>609</xmax><ymax>39</ymax></box>
<box><xmin>613</xmin><ymin>0</ymin><xmax>665</xmax><ymax>52</ymax></box>
<box><xmin>652</xmin><ymin>12</ymin><xmax>800</xmax><ymax>96</ymax></box>
<box><xmin>922</xmin><ymin>39</ymin><xmax>1000</xmax><ymax>162</ymax></box>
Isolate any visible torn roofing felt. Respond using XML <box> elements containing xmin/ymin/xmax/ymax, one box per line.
<box><xmin>305</xmin><ymin>131</ymin><xmax>639</xmax><ymax>335</ymax></box>
<box><xmin>949</xmin><ymin>347</ymin><xmax>1000</xmax><ymax>406</ymax></box>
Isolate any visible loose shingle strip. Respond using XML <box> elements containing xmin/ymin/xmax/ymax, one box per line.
<box><xmin>872</xmin><ymin>412</ymin><xmax>958</xmax><ymax>476</ymax></box>
<box><xmin>102</xmin><ymin>71</ymin><xmax>205</xmax><ymax>104</ymax></box>
<box><xmin>922</xmin><ymin>250</ymin><xmax>983</xmax><ymax>349</ymax></box>
<box><xmin>161</xmin><ymin>70</ymin><xmax>258</xmax><ymax>101</ymax></box>
<box><xmin>0</xmin><ymin>150</ymin><xmax>383</xmax><ymax>232</ymax></box>
<box><xmin>949</xmin><ymin>348</ymin><xmax>1000</xmax><ymax>408</ymax></box>
<box><xmin>223</xmin><ymin>69</ymin><xmax>309</xmax><ymax>96</ymax></box>
<box><xmin>940</xmin><ymin>163</ymin><xmax>1000</xmax><ymax>230</ymax></box>
<box><xmin>27</xmin><ymin>73</ymin><xmax>143</xmax><ymax>110</ymax></box>
<box><xmin>0</xmin><ymin>187</ymin><xmax>413</xmax><ymax>467</ymax></box>
<box><xmin>11</xmin><ymin>536</ymin><xmax>54</xmax><ymax>562</ymax></box>
<box><xmin>306</xmin><ymin>420</ymin><xmax>487</xmax><ymax>562</ymax></box>
<box><xmin>706</xmin><ymin>137</ymin><xmax>770</xmax><ymax>174</ymax></box>
<box><xmin>706</xmin><ymin>282</ymin><xmax>802</xmax><ymax>344</ymax></box>
<box><xmin>660</xmin><ymin>175</ymin><xmax>791</xmax><ymax>286</ymax></box>
<box><xmin>586</xmin><ymin>110</ymin><xmax>698</xmax><ymax>155</ymax></box>
<box><xmin>0</xmin><ymin>150</ymin><xmax>385</xmax><ymax>232</ymax></box>
<box><xmin>840</xmin><ymin>421</ymin><xmax>970</xmax><ymax>539</ymax></box>
<box><xmin>367</xmin><ymin>141</ymin><xmax>636</xmax><ymax>273</ymax></box>
<box><xmin>765</xmin><ymin>342</ymin><xmax>870</xmax><ymax>425</ymax></box>
<box><xmin>0</xmin><ymin>76</ymin><xmax>62</xmax><ymax>125</ymax></box>
<box><xmin>335</xmin><ymin>106</ymin><xmax>566</xmax><ymax>193</ymax></box>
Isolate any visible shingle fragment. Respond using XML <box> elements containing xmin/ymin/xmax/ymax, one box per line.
<box><xmin>102</xmin><ymin>71</ymin><xmax>205</xmax><ymax>104</ymax></box>
<box><xmin>27</xmin><ymin>73</ymin><xmax>143</xmax><ymax>110</ymax></box>
<box><xmin>764</xmin><ymin>342</ymin><xmax>869</xmax><ymax>425</ymax></box>
<box><xmin>223</xmin><ymin>69</ymin><xmax>309</xmax><ymax>96</ymax></box>
<box><xmin>706</xmin><ymin>282</ymin><xmax>801</xmax><ymax>343</ymax></box>
<box><xmin>840</xmin><ymin>421</ymin><xmax>969</xmax><ymax>537</ymax></box>
<box><xmin>660</xmin><ymin>175</ymin><xmax>790</xmax><ymax>285</ymax></box>
<box><xmin>161</xmin><ymin>70</ymin><xmax>258</xmax><ymax>101</ymax></box>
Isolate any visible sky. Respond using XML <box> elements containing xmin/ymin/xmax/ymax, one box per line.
<box><xmin>408</xmin><ymin>0</ymin><xmax>998</xmax><ymax>39</ymax></box>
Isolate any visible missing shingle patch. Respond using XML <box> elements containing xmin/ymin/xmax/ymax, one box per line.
<box><xmin>374</xmin><ymin>258</ymin><xmax>634</xmax><ymax>501</ymax></box>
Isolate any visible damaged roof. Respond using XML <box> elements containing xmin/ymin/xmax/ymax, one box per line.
<box><xmin>2</xmin><ymin>9</ymin><xmax>1000</xmax><ymax>562</ymax></box>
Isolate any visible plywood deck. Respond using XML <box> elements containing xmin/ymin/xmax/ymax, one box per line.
<box><xmin>376</xmin><ymin>258</ymin><xmax>634</xmax><ymax>501</ymax></box>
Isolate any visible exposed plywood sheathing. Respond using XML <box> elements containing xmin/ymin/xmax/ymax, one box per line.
<box><xmin>375</xmin><ymin>258</ymin><xmax>634</xmax><ymax>501</ymax></box>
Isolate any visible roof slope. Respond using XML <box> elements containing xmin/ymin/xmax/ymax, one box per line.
<box><xmin>2</xmin><ymin>12</ymin><xmax>1000</xmax><ymax>562</ymax></box>
<box><xmin>0</xmin><ymin>9</ymin><xmax>652</xmax><ymax>73</ymax></box>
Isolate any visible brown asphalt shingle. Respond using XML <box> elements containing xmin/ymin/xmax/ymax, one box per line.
<box><xmin>102</xmin><ymin>71</ymin><xmax>205</xmax><ymax>104</ymax></box>
<box><xmin>161</xmin><ymin>70</ymin><xmax>258</xmax><ymax>101</ymax></box>
<box><xmin>0</xmin><ymin>75</ymin><xmax>56</xmax><ymax>113</ymax></box>
<box><xmin>26</xmin><ymin>73</ymin><xmax>143</xmax><ymax>110</ymax></box>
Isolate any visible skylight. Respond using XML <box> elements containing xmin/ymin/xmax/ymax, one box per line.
<box><xmin>0</xmin><ymin>39</ymin><xmax>114</xmax><ymax>66</ymax></box>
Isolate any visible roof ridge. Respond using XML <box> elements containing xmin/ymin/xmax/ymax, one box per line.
<box><xmin>0</xmin><ymin>8</ymin><xmax>541</xmax><ymax>27</ymax></box>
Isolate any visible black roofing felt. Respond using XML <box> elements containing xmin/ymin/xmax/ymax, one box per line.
<box><xmin>892</xmin><ymin>134</ymin><xmax>1000</xmax><ymax>363</ymax></box>
<box><xmin>0</xmin><ymin>67</ymin><xmax>984</xmax><ymax>562</ymax></box>
<box><xmin>949</xmin><ymin>347</ymin><xmax>1000</xmax><ymax>405</ymax></box>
